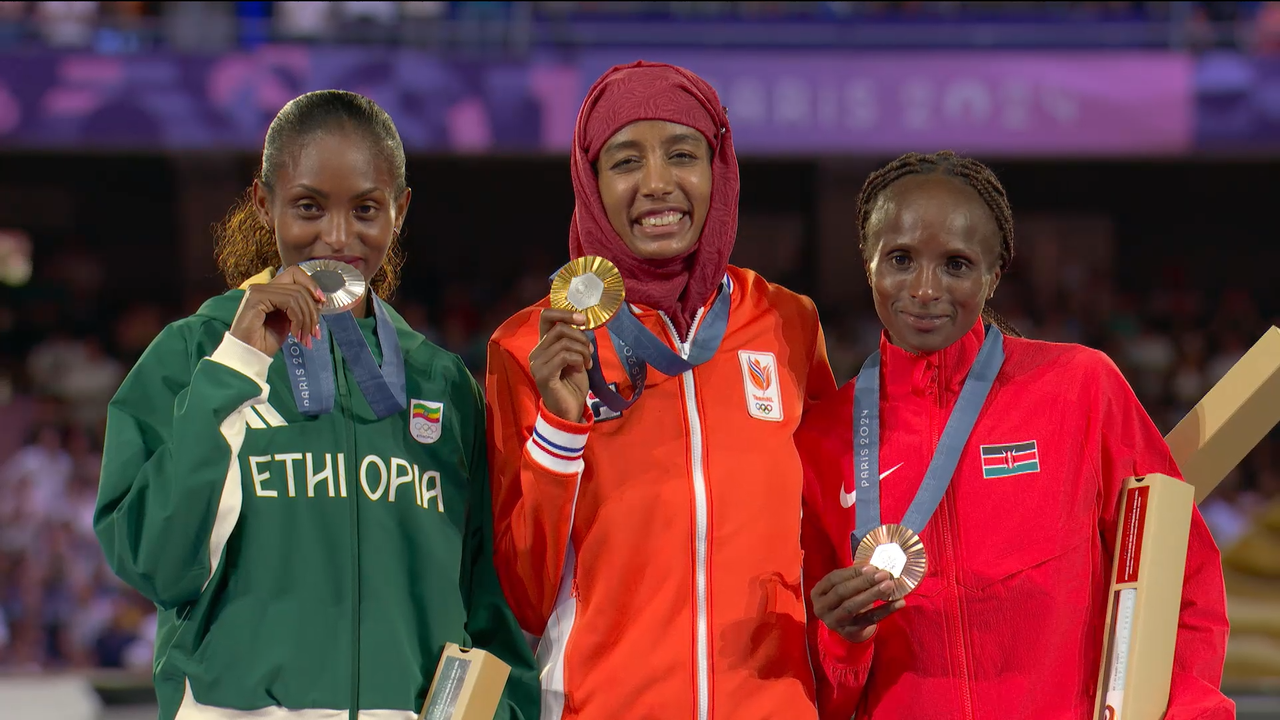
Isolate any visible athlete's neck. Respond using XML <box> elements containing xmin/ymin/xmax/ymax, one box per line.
<box><xmin>886</xmin><ymin>333</ymin><xmax>923</xmax><ymax>356</ymax></box>
<box><xmin>352</xmin><ymin>294</ymin><xmax>371</xmax><ymax>319</ymax></box>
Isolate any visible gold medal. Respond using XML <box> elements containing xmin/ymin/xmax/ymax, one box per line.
<box><xmin>854</xmin><ymin>524</ymin><xmax>927</xmax><ymax>601</ymax></box>
<box><xmin>549</xmin><ymin>256</ymin><xmax>626</xmax><ymax>329</ymax></box>
<box><xmin>298</xmin><ymin>259</ymin><xmax>366</xmax><ymax>316</ymax></box>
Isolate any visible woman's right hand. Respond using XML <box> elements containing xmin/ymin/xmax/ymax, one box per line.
<box><xmin>530</xmin><ymin>309</ymin><xmax>593</xmax><ymax>423</ymax></box>
<box><xmin>229</xmin><ymin>265</ymin><xmax>326</xmax><ymax>358</ymax></box>
<box><xmin>811</xmin><ymin>563</ymin><xmax>908</xmax><ymax>644</ymax></box>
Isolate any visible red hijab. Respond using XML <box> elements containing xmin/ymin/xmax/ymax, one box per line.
<box><xmin>569</xmin><ymin>61</ymin><xmax>740</xmax><ymax>337</ymax></box>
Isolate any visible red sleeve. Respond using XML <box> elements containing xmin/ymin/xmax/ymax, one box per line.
<box><xmin>798</xmin><ymin>394</ymin><xmax>875</xmax><ymax>720</ymax></box>
<box><xmin>1094</xmin><ymin>355</ymin><xmax>1234</xmax><ymax>720</ymax></box>
<box><xmin>485</xmin><ymin>334</ymin><xmax>593</xmax><ymax>636</ymax></box>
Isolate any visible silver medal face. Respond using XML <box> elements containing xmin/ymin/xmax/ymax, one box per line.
<box><xmin>868</xmin><ymin>543</ymin><xmax>908</xmax><ymax>579</ymax></box>
<box><xmin>297</xmin><ymin>259</ymin><xmax>366</xmax><ymax>315</ymax></box>
<box><xmin>566</xmin><ymin>272</ymin><xmax>606</xmax><ymax>311</ymax></box>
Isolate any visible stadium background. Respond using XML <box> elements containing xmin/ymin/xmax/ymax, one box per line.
<box><xmin>0</xmin><ymin>2</ymin><xmax>1278</xmax><ymax>718</ymax></box>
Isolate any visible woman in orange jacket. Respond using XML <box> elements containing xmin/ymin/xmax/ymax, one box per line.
<box><xmin>800</xmin><ymin>151</ymin><xmax>1232</xmax><ymax>719</ymax></box>
<box><xmin>485</xmin><ymin>61</ymin><xmax>836</xmax><ymax>719</ymax></box>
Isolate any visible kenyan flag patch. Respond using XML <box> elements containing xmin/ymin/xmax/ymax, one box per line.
<box><xmin>980</xmin><ymin>441</ymin><xmax>1040</xmax><ymax>479</ymax></box>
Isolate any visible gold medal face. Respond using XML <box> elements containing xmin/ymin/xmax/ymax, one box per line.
<box><xmin>298</xmin><ymin>259</ymin><xmax>367</xmax><ymax>316</ymax></box>
<box><xmin>549</xmin><ymin>256</ymin><xmax>625</xmax><ymax>329</ymax></box>
<box><xmin>854</xmin><ymin>524</ymin><xmax>927</xmax><ymax>601</ymax></box>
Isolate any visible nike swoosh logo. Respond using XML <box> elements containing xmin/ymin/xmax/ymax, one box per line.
<box><xmin>839</xmin><ymin>462</ymin><xmax>904</xmax><ymax>509</ymax></box>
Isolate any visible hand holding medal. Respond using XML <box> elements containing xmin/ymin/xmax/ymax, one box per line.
<box><xmin>534</xmin><ymin>253</ymin><xmax>733</xmax><ymax>427</ymax></box>
<box><xmin>263</xmin><ymin>258</ymin><xmax>407</xmax><ymax>421</ymax></box>
<box><xmin>854</xmin><ymin>523</ymin><xmax>927</xmax><ymax>601</ymax></box>
<box><xmin>230</xmin><ymin>264</ymin><xmax>327</xmax><ymax>357</ymax></box>
<box><xmin>812</xmin><ymin>326</ymin><xmax>1006</xmax><ymax>645</ymax></box>
<box><xmin>810</xmin><ymin>563</ymin><xmax>908</xmax><ymax>644</ymax></box>
<box><xmin>531</xmin><ymin>257</ymin><xmax>624</xmax><ymax>423</ymax></box>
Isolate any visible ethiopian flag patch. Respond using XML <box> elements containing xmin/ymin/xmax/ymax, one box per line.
<box><xmin>980</xmin><ymin>441</ymin><xmax>1040</xmax><ymax>479</ymax></box>
<box><xmin>410</xmin><ymin>399</ymin><xmax>444</xmax><ymax>444</ymax></box>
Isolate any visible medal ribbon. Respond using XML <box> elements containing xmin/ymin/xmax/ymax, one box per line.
<box><xmin>585</xmin><ymin>277</ymin><xmax>731</xmax><ymax>412</ymax></box>
<box><xmin>852</xmin><ymin>326</ymin><xmax>1005</xmax><ymax>547</ymax></box>
<box><xmin>282</xmin><ymin>297</ymin><xmax>407</xmax><ymax>420</ymax></box>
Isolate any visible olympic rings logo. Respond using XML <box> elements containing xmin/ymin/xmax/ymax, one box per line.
<box><xmin>754</xmin><ymin>402</ymin><xmax>774</xmax><ymax>414</ymax></box>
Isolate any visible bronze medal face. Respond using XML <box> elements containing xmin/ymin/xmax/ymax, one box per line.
<box><xmin>854</xmin><ymin>524</ymin><xmax>928</xmax><ymax>601</ymax></box>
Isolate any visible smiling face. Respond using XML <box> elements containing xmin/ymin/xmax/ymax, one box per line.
<box><xmin>253</xmin><ymin>127</ymin><xmax>411</xmax><ymax>280</ymax></box>
<box><xmin>864</xmin><ymin>173</ymin><xmax>1003</xmax><ymax>354</ymax></box>
<box><xmin>595</xmin><ymin>120</ymin><xmax>713</xmax><ymax>261</ymax></box>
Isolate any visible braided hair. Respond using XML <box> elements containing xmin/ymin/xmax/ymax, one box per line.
<box><xmin>854</xmin><ymin>150</ymin><xmax>1022</xmax><ymax>338</ymax></box>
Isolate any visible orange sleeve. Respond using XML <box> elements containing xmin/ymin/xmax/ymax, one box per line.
<box><xmin>803</xmin><ymin>296</ymin><xmax>838</xmax><ymax>409</ymax></box>
<box><xmin>794</xmin><ymin>295</ymin><xmax>863</xmax><ymax>717</ymax></box>
<box><xmin>485</xmin><ymin>336</ymin><xmax>594</xmax><ymax>636</ymax></box>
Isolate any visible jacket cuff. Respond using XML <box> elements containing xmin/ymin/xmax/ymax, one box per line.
<box><xmin>819</xmin><ymin>621</ymin><xmax>875</xmax><ymax>671</ymax></box>
<box><xmin>525</xmin><ymin>401</ymin><xmax>593</xmax><ymax>475</ymax></box>
<box><xmin>209</xmin><ymin>332</ymin><xmax>272</xmax><ymax>390</ymax></box>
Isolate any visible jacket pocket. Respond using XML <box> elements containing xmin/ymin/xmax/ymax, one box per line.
<box><xmin>951</xmin><ymin>454</ymin><xmax>1095</xmax><ymax>594</ymax></box>
<box><xmin>909</xmin><ymin>557</ymin><xmax>946</xmax><ymax>598</ymax></box>
<box><xmin>956</xmin><ymin>532</ymin><xmax>1089</xmax><ymax>593</ymax></box>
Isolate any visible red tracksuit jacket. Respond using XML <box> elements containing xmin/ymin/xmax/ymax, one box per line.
<box><xmin>797</xmin><ymin>321</ymin><xmax>1233</xmax><ymax>720</ymax></box>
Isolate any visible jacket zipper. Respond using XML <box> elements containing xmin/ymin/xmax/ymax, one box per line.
<box><xmin>335</xmin><ymin>349</ymin><xmax>361</xmax><ymax>720</ymax></box>
<box><xmin>933</xmin><ymin>366</ymin><xmax>975</xmax><ymax>720</ymax></box>
<box><xmin>661</xmin><ymin>308</ymin><xmax>711</xmax><ymax>720</ymax></box>
<box><xmin>943</xmin><ymin>496</ymin><xmax>975</xmax><ymax>719</ymax></box>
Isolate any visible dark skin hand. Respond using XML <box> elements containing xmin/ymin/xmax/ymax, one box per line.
<box><xmin>811</xmin><ymin>563</ymin><xmax>908</xmax><ymax>644</ymax></box>
<box><xmin>229</xmin><ymin>265</ymin><xmax>325</xmax><ymax>357</ymax></box>
<box><xmin>530</xmin><ymin>309</ymin><xmax>594</xmax><ymax>423</ymax></box>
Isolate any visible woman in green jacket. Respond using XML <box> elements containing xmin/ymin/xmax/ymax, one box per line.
<box><xmin>94</xmin><ymin>90</ymin><xmax>539</xmax><ymax>720</ymax></box>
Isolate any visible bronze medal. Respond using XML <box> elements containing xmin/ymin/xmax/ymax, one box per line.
<box><xmin>854</xmin><ymin>523</ymin><xmax>927</xmax><ymax>601</ymax></box>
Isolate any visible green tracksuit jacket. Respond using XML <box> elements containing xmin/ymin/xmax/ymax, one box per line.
<box><xmin>94</xmin><ymin>284</ymin><xmax>540</xmax><ymax>720</ymax></box>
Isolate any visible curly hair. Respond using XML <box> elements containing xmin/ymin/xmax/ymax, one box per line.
<box><xmin>854</xmin><ymin>150</ymin><xmax>1022</xmax><ymax>338</ymax></box>
<box><xmin>213</xmin><ymin>90</ymin><xmax>408</xmax><ymax>299</ymax></box>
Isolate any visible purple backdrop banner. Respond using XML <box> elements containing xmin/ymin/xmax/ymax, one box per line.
<box><xmin>0</xmin><ymin>47</ymin><xmax>1193</xmax><ymax>156</ymax></box>
<box><xmin>1194</xmin><ymin>53</ymin><xmax>1280</xmax><ymax>149</ymax></box>
<box><xmin>575</xmin><ymin>50</ymin><xmax>1196</xmax><ymax>156</ymax></box>
<box><xmin>0</xmin><ymin>47</ymin><xmax>581</xmax><ymax>152</ymax></box>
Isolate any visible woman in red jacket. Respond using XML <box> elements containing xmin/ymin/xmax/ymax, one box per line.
<box><xmin>799</xmin><ymin>151</ymin><xmax>1232</xmax><ymax>720</ymax></box>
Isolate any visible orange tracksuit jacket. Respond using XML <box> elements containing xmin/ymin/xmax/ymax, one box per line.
<box><xmin>486</xmin><ymin>266</ymin><xmax>837</xmax><ymax>720</ymax></box>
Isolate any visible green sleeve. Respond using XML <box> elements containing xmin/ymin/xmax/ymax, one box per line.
<box><xmin>94</xmin><ymin>325</ymin><xmax>273</xmax><ymax>610</ymax></box>
<box><xmin>458</xmin><ymin>368</ymin><xmax>541</xmax><ymax>720</ymax></box>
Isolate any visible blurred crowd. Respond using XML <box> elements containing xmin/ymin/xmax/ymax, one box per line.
<box><xmin>0</xmin><ymin>227</ymin><xmax>1276</xmax><ymax>672</ymax></box>
<box><xmin>0</xmin><ymin>1</ymin><xmax>1276</xmax><ymax>52</ymax></box>
<box><xmin>0</xmin><ymin>245</ymin><xmax>166</xmax><ymax>672</ymax></box>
